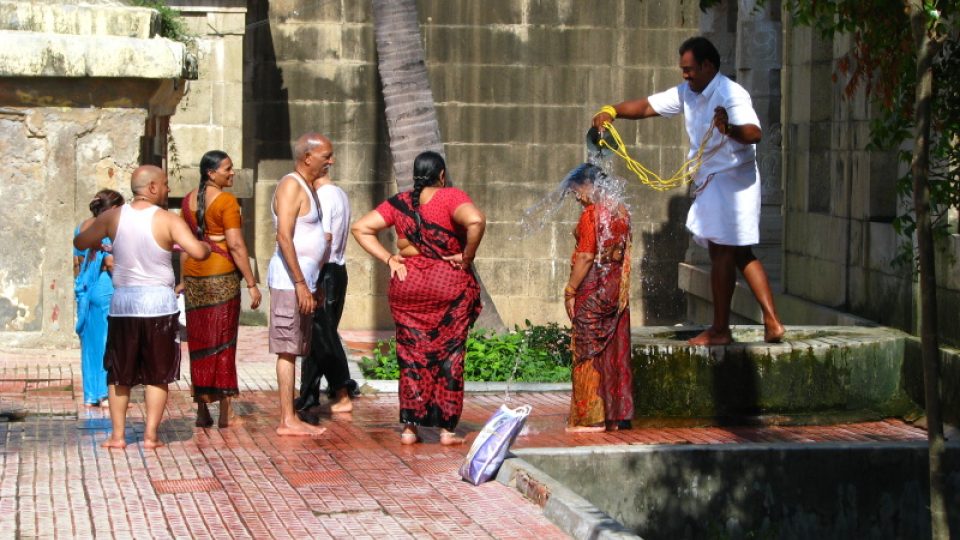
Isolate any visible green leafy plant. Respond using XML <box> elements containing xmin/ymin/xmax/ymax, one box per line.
<box><xmin>360</xmin><ymin>321</ymin><xmax>572</xmax><ymax>382</ymax></box>
<box><xmin>132</xmin><ymin>0</ymin><xmax>193</xmax><ymax>44</ymax></box>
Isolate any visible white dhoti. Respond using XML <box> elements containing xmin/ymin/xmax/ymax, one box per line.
<box><xmin>686</xmin><ymin>161</ymin><xmax>761</xmax><ymax>248</ymax></box>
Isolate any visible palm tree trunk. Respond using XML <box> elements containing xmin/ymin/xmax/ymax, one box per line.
<box><xmin>371</xmin><ymin>0</ymin><xmax>506</xmax><ymax>331</ymax></box>
<box><xmin>907</xmin><ymin>2</ymin><xmax>950</xmax><ymax>538</ymax></box>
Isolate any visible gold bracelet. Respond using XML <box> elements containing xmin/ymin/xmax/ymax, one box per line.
<box><xmin>594</xmin><ymin>105</ymin><xmax>617</xmax><ymax>120</ymax></box>
<box><xmin>564</xmin><ymin>285</ymin><xmax>577</xmax><ymax>297</ymax></box>
<box><xmin>384</xmin><ymin>254</ymin><xmax>394</xmax><ymax>265</ymax></box>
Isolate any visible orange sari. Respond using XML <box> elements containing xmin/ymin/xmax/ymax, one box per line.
<box><xmin>568</xmin><ymin>203</ymin><xmax>634</xmax><ymax>427</ymax></box>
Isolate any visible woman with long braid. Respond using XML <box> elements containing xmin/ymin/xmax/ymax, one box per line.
<box><xmin>74</xmin><ymin>189</ymin><xmax>125</xmax><ymax>407</ymax></box>
<box><xmin>352</xmin><ymin>151</ymin><xmax>486</xmax><ymax>445</ymax></box>
<box><xmin>179</xmin><ymin>150</ymin><xmax>262</xmax><ymax>428</ymax></box>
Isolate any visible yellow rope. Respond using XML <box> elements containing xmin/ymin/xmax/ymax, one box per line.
<box><xmin>597</xmin><ymin>121</ymin><xmax>720</xmax><ymax>192</ymax></box>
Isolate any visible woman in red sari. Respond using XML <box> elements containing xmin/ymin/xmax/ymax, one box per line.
<box><xmin>179</xmin><ymin>150</ymin><xmax>262</xmax><ymax>428</ymax></box>
<box><xmin>352</xmin><ymin>151</ymin><xmax>485</xmax><ymax>445</ymax></box>
<box><xmin>563</xmin><ymin>163</ymin><xmax>634</xmax><ymax>432</ymax></box>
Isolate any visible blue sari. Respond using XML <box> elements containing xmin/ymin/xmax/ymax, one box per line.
<box><xmin>74</xmin><ymin>226</ymin><xmax>112</xmax><ymax>405</ymax></box>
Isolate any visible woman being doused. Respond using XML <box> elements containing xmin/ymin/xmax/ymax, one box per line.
<box><xmin>562</xmin><ymin>163</ymin><xmax>634</xmax><ymax>432</ymax></box>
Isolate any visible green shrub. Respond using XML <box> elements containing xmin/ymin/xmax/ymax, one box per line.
<box><xmin>132</xmin><ymin>0</ymin><xmax>193</xmax><ymax>44</ymax></box>
<box><xmin>359</xmin><ymin>320</ymin><xmax>572</xmax><ymax>382</ymax></box>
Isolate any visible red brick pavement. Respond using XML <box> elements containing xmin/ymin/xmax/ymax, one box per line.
<box><xmin>0</xmin><ymin>327</ymin><xmax>929</xmax><ymax>539</ymax></box>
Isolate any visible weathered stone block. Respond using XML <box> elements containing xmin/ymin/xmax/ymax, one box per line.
<box><xmin>420</xmin><ymin>0</ymin><xmax>523</xmax><ymax>26</ymax></box>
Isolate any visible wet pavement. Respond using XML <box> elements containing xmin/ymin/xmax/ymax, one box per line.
<box><xmin>0</xmin><ymin>327</ymin><xmax>928</xmax><ymax>538</ymax></box>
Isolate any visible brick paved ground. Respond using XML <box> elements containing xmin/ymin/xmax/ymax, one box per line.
<box><xmin>0</xmin><ymin>327</ymin><xmax>928</xmax><ymax>538</ymax></box>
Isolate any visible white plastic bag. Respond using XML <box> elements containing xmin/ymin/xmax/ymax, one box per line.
<box><xmin>459</xmin><ymin>404</ymin><xmax>532</xmax><ymax>485</ymax></box>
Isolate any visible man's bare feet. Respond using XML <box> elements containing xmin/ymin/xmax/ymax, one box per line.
<box><xmin>330</xmin><ymin>397</ymin><xmax>353</xmax><ymax>413</ymax></box>
<box><xmin>439</xmin><ymin>430</ymin><xmax>465</xmax><ymax>446</ymax></box>
<box><xmin>764</xmin><ymin>320</ymin><xmax>785</xmax><ymax>343</ymax></box>
<box><xmin>101</xmin><ymin>436</ymin><xmax>127</xmax><ymax>449</ymax></box>
<box><xmin>688</xmin><ymin>327</ymin><xmax>733</xmax><ymax>346</ymax></box>
<box><xmin>276</xmin><ymin>418</ymin><xmax>326</xmax><ymax>437</ymax></box>
<box><xmin>565</xmin><ymin>425</ymin><xmax>606</xmax><ymax>433</ymax></box>
<box><xmin>195</xmin><ymin>403</ymin><xmax>214</xmax><ymax>428</ymax></box>
<box><xmin>143</xmin><ymin>438</ymin><xmax>165</xmax><ymax>450</ymax></box>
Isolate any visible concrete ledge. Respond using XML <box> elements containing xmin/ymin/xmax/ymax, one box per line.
<box><xmin>0</xmin><ymin>2</ymin><xmax>157</xmax><ymax>39</ymax></box>
<box><xmin>678</xmin><ymin>262</ymin><xmax>875</xmax><ymax>326</ymax></box>
<box><xmin>496</xmin><ymin>454</ymin><xmax>640</xmax><ymax>540</ymax></box>
<box><xmin>0</xmin><ymin>30</ymin><xmax>188</xmax><ymax>78</ymax></box>
<box><xmin>510</xmin><ymin>442</ymin><xmax>960</xmax><ymax>539</ymax></box>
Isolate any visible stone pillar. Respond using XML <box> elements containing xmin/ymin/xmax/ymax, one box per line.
<box><xmin>735</xmin><ymin>0</ymin><xmax>783</xmax><ymax>285</ymax></box>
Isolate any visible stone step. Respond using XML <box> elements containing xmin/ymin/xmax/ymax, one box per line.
<box><xmin>0</xmin><ymin>2</ymin><xmax>158</xmax><ymax>39</ymax></box>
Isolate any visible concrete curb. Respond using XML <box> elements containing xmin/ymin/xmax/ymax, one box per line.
<box><xmin>496</xmin><ymin>454</ymin><xmax>640</xmax><ymax>540</ymax></box>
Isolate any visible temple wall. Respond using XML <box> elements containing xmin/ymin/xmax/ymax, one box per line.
<box><xmin>245</xmin><ymin>0</ymin><xmax>700</xmax><ymax>331</ymax></box>
<box><xmin>0</xmin><ymin>1</ymin><xmax>190</xmax><ymax>347</ymax></box>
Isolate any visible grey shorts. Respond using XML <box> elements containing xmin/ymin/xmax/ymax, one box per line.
<box><xmin>269</xmin><ymin>288</ymin><xmax>313</xmax><ymax>356</ymax></box>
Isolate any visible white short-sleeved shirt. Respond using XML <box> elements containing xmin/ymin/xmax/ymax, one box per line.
<box><xmin>316</xmin><ymin>183</ymin><xmax>350</xmax><ymax>266</ymax></box>
<box><xmin>647</xmin><ymin>74</ymin><xmax>762</xmax><ymax>247</ymax></box>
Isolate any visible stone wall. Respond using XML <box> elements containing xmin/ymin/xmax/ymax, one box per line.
<box><xmin>245</xmin><ymin>0</ymin><xmax>700</xmax><ymax>332</ymax></box>
<box><xmin>780</xmin><ymin>21</ymin><xmax>960</xmax><ymax>345</ymax></box>
<box><xmin>0</xmin><ymin>1</ymin><xmax>190</xmax><ymax>347</ymax></box>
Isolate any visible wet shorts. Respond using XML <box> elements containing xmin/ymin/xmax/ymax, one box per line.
<box><xmin>269</xmin><ymin>288</ymin><xmax>313</xmax><ymax>356</ymax></box>
<box><xmin>104</xmin><ymin>313</ymin><xmax>181</xmax><ymax>386</ymax></box>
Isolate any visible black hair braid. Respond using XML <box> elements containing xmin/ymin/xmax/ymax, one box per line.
<box><xmin>410</xmin><ymin>175</ymin><xmax>429</xmax><ymax>242</ymax></box>
<box><xmin>195</xmin><ymin>177</ymin><xmax>208</xmax><ymax>239</ymax></box>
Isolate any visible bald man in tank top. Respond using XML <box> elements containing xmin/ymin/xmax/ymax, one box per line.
<box><xmin>74</xmin><ymin>165</ymin><xmax>211</xmax><ymax>449</ymax></box>
<box><xmin>267</xmin><ymin>133</ymin><xmax>332</xmax><ymax>436</ymax></box>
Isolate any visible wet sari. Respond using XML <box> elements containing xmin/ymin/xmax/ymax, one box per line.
<box><xmin>376</xmin><ymin>188</ymin><xmax>482</xmax><ymax>430</ymax></box>
<box><xmin>181</xmin><ymin>193</ymin><xmax>242</xmax><ymax>403</ymax></box>
<box><xmin>568</xmin><ymin>203</ymin><xmax>634</xmax><ymax>427</ymax></box>
<box><xmin>74</xmin><ymin>227</ymin><xmax>112</xmax><ymax>405</ymax></box>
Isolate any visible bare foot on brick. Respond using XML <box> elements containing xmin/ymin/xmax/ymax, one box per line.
<box><xmin>329</xmin><ymin>396</ymin><xmax>353</xmax><ymax>413</ymax></box>
<box><xmin>688</xmin><ymin>327</ymin><xmax>733</xmax><ymax>346</ymax></box>
<box><xmin>440</xmin><ymin>430</ymin><xmax>465</xmax><ymax>446</ymax></box>
<box><xmin>565</xmin><ymin>425</ymin><xmax>606</xmax><ymax>433</ymax></box>
<box><xmin>196</xmin><ymin>403</ymin><xmax>214</xmax><ymax>428</ymax></box>
<box><xmin>143</xmin><ymin>438</ymin><xmax>165</xmax><ymax>450</ymax></box>
<box><xmin>276</xmin><ymin>418</ymin><xmax>326</xmax><ymax>437</ymax></box>
<box><xmin>764</xmin><ymin>320</ymin><xmax>785</xmax><ymax>343</ymax></box>
<box><xmin>101</xmin><ymin>436</ymin><xmax>127</xmax><ymax>449</ymax></box>
<box><xmin>217</xmin><ymin>398</ymin><xmax>232</xmax><ymax>429</ymax></box>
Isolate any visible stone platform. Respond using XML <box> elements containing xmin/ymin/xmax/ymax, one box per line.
<box><xmin>0</xmin><ymin>326</ymin><xmax>930</xmax><ymax>538</ymax></box>
<box><xmin>631</xmin><ymin>325</ymin><xmax>921</xmax><ymax>423</ymax></box>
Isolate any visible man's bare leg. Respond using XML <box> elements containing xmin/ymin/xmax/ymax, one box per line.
<box><xmin>689</xmin><ymin>243</ymin><xmax>736</xmax><ymax>346</ymax></box>
<box><xmin>101</xmin><ymin>384</ymin><xmax>130</xmax><ymax>449</ymax></box>
<box><xmin>277</xmin><ymin>354</ymin><xmax>326</xmax><ymax>436</ymax></box>
<box><xmin>329</xmin><ymin>387</ymin><xmax>352</xmax><ymax>413</ymax></box>
<box><xmin>143</xmin><ymin>384</ymin><xmax>168</xmax><ymax>449</ymax></box>
<box><xmin>735</xmin><ymin>247</ymin><xmax>785</xmax><ymax>343</ymax></box>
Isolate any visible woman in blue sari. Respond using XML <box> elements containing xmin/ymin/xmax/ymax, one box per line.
<box><xmin>73</xmin><ymin>189</ymin><xmax>124</xmax><ymax>406</ymax></box>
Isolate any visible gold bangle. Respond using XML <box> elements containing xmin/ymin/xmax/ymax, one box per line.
<box><xmin>564</xmin><ymin>285</ymin><xmax>577</xmax><ymax>297</ymax></box>
<box><xmin>595</xmin><ymin>105</ymin><xmax>617</xmax><ymax>120</ymax></box>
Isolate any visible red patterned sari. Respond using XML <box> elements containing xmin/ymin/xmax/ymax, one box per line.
<box><xmin>568</xmin><ymin>203</ymin><xmax>634</xmax><ymax>427</ymax></box>
<box><xmin>376</xmin><ymin>189</ymin><xmax>482</xmax><ymax>430</ymax></box>
<box><xmin>181</xmin><ymin>193</ymin><xmax>242</xmax><ymax>403</ymax></box>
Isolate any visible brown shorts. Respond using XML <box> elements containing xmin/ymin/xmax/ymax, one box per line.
<box><xmin>269</xmin><ymin>288</ymin><xmax>313</xmax><ymax>356</ymax></box>
<box><xmin>104</xmin><ymin>313</ymin><xmax>181</xmax><ymax>386</ymax></box>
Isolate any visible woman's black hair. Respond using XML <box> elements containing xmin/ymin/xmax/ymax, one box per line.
<box><xmin>409</xmin><ymin>151</ymin><xmax>446</xmax><ymax>242</ymax></box>
<box><xmin>563</xmin><ymin>162</ymin><xmax>605</xmax><ymax>190</ymax></box>
<box><xmin>89</xmin><ymin>189</ymin><xmax>124</xmax><ymax>217</ymax></box>
<box><xmin>196</xmin><ymin>150</ymin><xmax>230</xmax><ymax>238</ymax></box>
